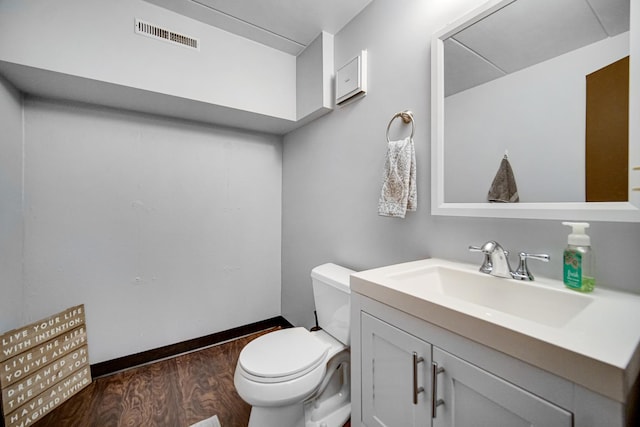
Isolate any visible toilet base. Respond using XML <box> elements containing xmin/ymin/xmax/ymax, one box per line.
<box><xmin>306</xmin><ymin>403</ymin><xmax>350</xmax><ymax>427</ymax></box>
<box><xmin>247</xmin><ymin>403</ymin><xmax>304</xmax><ymax>427</ymax></box>
<box><xmin>246</xmin><ymin>400</ymin><xmax>350</xmax><ymax>427</ymax></box>
<box><xmin>304</xmin><ymin>371</ymin><xmax>350</xmax><ymax>427</ymax></box>
<box><xmin>247</xmin><ymin>361</ymin><xmax>350</xmax><ymax>427</ymax></box>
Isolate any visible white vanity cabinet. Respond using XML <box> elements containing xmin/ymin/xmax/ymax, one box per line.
<box><xmin>351</xmin><ymin>291</ymin><xmax>629</xmax><ymax>427</ymax></box>
<box><xmin>361</xmin><ymin>312</ymin><xmax>432</xmax><ymax>426</ymax></box>
<box><xmin>358</xmin><ymin>307</ymin><xmax>571</xmax><ymax>427</ymax></box>
<box><xmin>432</xmin><ymin>347</ymin><xmax>571</xmax><ymax>427</ymax></box>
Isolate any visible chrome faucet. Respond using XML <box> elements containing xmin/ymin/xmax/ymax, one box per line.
<box><xmin>469</xmin><ymin>241</ymin><xmax>549</xmax><ymax>281</ymax></box>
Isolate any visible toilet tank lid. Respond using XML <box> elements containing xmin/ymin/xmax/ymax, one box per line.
<box><xmin>310</xmin><ymin>263</ymin><xmax>355</xmax><ymax>293</ymax></box>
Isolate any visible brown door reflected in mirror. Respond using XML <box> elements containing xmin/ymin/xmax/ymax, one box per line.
<box><xmin>586</xmin><ymin>56</ymin><xmax>629</xmax><ymax>202</ymax></box>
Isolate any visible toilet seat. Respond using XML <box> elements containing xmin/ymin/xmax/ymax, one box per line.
<box><xmin>239</xmin><ymin>327</ymin><xmax>329</xmax><ymax>384</ymax></box>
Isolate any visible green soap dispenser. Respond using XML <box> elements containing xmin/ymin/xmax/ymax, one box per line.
<box><xmin>562</xmin><ymin>222</ymin><xmax>595</xmax><ymax>292</ymax></box>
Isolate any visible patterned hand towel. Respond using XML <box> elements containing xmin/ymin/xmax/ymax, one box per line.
<box><xmin>378</xmin><ymin>137</ymin><xmax>417</xmax><ymax>218</ymax></box>
<box><xmin>487</xmin><ymin>155</ymin><xmax>519</xmax><ymax>203</ymax></box>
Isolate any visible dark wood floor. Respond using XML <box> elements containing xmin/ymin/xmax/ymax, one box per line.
<box><xmin>37</xmin><ymin>328</ymin><xmax>272</xmax><ymax>427</ymax></box>
<box><xmin>36</xmin><ymin>328</ymin><xmax>350</xmax><ymax>427</ymax></box>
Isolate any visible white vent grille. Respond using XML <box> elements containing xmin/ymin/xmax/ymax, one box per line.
<box><xmin>135</xmin><ymin>19</ymin><xmax>199</xmax><ymax>50</ymax></box>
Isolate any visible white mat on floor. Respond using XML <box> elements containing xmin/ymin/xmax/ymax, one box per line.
<box><xmin>189</xmin><ymin>414</ymin><xmax>221</xmax><ymax>427</ymax></box>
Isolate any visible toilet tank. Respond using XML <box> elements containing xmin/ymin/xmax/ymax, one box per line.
<box><xmin>311</xmin><ymin>263</ymin><xmax>354</xmax><ymax>346</ymax></box>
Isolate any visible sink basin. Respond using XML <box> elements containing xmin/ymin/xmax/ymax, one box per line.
<box><xmin>387</xmin><ymin>265</ymin><xmax>593</xmax><ymax>328</ymax></box>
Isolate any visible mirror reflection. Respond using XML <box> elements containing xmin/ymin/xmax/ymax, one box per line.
<box><xmin>443</xmin><ymin>0</ymin><xmax>630</xmax><ymax>203</ymax></box>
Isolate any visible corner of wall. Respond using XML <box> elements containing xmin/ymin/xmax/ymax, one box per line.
<box><xmin>296</xmin><ymin>31</ymin><xmax>335</xmax><ymax>121</ymax></box>
<box><xmin>0</xmin><ymin>74</ymin><xmax>25</xmax><ymax>332</ymax></box>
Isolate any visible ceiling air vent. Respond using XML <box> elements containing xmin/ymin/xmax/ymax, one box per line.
<box><xmin>134</xmin><ymin>18</ymin><xmax>199</xmax><ymax>50</ymax></box>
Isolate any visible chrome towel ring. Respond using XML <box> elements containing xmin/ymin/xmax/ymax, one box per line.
<box><xmin>386</xmin><ymin>110</ymin><xmax>415</xmax><ymax>142</ymax></box>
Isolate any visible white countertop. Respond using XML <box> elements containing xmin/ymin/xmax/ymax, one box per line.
<box><xmin>350</xmin><ymin>258</ymin><xmax>640</xmax><ymax>403</ymax></box>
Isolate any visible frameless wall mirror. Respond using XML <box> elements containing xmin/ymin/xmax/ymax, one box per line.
<box><xmin>431</xmin><ymin>0</ymin><xmax>640</xmax><ymax>222</ymax></box>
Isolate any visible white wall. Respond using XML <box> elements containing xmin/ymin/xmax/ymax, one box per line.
<box><xmin>0</xmin><ymin>76</ymin><xmax>24</xmax><ymax>332</ymax></box>
<box><xmin>21</xmin><ymin>98</ymin><xmax>282</xmax><ymax>363</ymax></box>
<box><xmin>282</xmin><ymin>0</ymin><xmax>640</xmax><ymax>329</ymax></box>
<box><xmin>445</xmin><ymin>33</ymin><xmax>629</xmax><ymax>203</ymax></box>
<box><xmin>0</xmin><ymin>0</ymin><xmax>296</xmax><ymax>119</ymax></box>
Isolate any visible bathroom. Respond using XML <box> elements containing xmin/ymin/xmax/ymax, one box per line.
<box><xmin>1</xmin><ymin>0</ymin><xmax>639</xmax><ymax>425</ymax></box>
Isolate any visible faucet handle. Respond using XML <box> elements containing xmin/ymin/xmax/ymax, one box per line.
<box><xmin>513</xmin><ymin>252</ymin><xmax>550</xmax><ymax>281</ymax></box>
<box><xmin>469</xmin><ymin>245</ymin><xmax>492</xmax><ymax>274</ymax></box>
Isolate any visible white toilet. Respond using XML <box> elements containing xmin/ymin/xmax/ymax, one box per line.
<box><xmin>234</xmin><ymin>263</ymin><xmax>354</xmax><ymax>427</ymax></box>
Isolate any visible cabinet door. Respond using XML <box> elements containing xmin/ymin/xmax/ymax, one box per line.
<box><xmin>361</xmin><ymin>312</ymin><xmax>431</xmax><ymax>427</ymax></box>
<box><xmin>432</xmin><ymin>347</ymin><xmax>572</xmax><ymax>427</ymax></box>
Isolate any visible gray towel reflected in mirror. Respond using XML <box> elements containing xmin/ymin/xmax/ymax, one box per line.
<box><xmin>487</xmin><ymin>155</ymin><xmax>519</xmax><ymax>203</ymax></box>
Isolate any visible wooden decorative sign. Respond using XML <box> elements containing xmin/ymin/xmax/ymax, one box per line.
<box><xmin>0</xmin><ymin>305</ymin><xmax>91</xmax><ymax>427</ymax></box>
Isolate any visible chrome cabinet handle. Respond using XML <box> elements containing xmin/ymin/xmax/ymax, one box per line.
<box><xmin>412</xmin><ymin>352</ymin><xmax>425</xmax><ymax>405</ymax></box>
<box><xmin>431</xmin><ymin>362</ymin><xmax>445</xmax><ymax>418</ymax></box>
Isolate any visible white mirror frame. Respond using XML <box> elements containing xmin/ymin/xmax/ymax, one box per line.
<box><xmin>431</xmin><ymin>0</ymin><xmax>640</xmax><ymax>222</ymax></box>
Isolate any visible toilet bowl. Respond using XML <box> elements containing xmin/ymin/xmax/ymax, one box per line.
<box><xmin>234</xmin><ymin>263</ymin><xmax>354</xmax><ymax>427</ymax></box>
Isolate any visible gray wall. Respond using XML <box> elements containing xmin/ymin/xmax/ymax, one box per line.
<box><xmin>2</xmin><ymin>0</ymin><xmax>639</xmax><ymax>362</ymax></box>
<box><xmin>16</xmin><ymin>97</ymin><xmax>282</xmax><ymax>363</ymax></box>
<box><xmin>0</xmin><ymin>76</ymin><xmax>24</xmax><ymax>331</ymax></box>
<box><xmin>282</xmin><ymin>0</ymin><xmax>640</xmax><ymax>329</ymax></box>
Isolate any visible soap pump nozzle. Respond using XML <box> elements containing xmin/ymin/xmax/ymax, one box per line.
<box><xmin>562</xmin><ymin>221</ymin><xmax>590</xmax><ymax>246</ymax></box>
